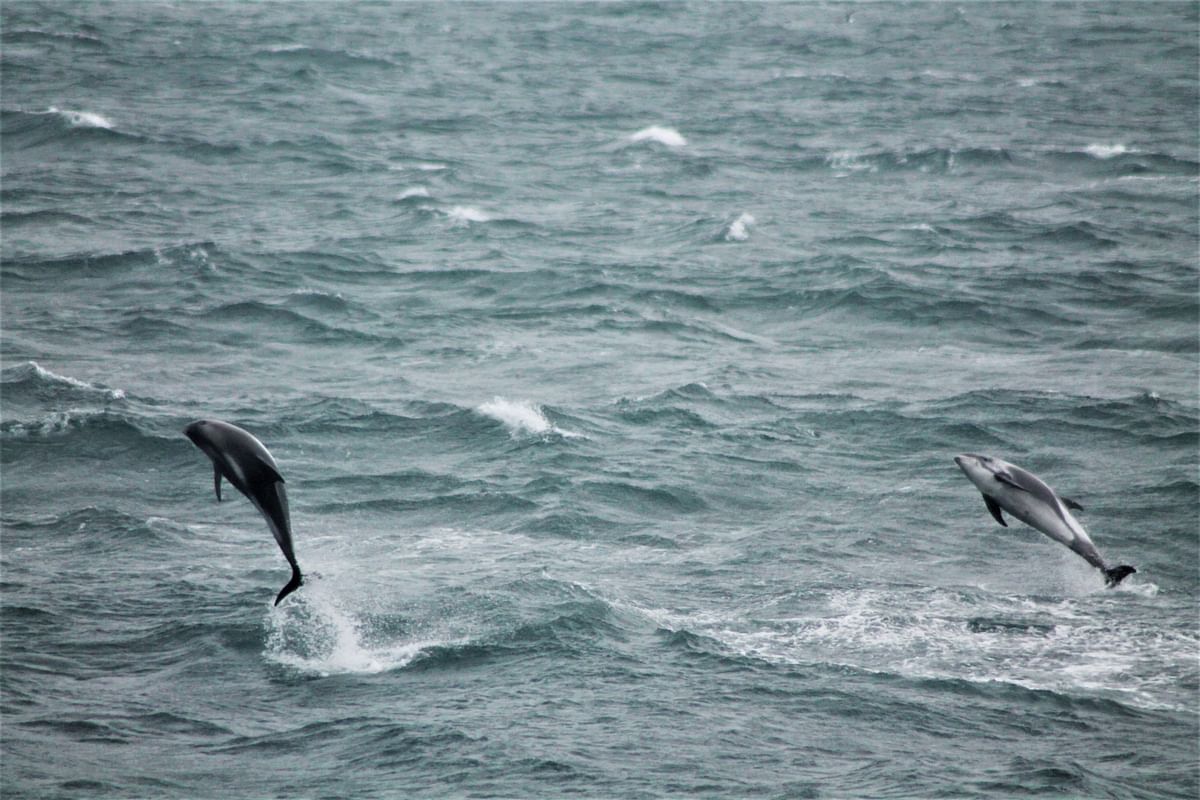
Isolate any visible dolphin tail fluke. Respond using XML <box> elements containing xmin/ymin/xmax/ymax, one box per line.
<box><xmin>1103</xmin><ymin>565</ymin><xmax>1136</xmax><ymax>588</ymax></box>
<box><xmin>274</xmin><ymin>564</ymin><xmax>304</xmax><ymax>606</ymax></box>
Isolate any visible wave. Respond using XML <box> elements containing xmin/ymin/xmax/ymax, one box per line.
<box><xmin>820</xmin><ymin>145</ymin><xmax>1016</xmax><ymax>176</ymax></box>
<box><xmin>1</xmin><ymin>360</ymin><xmax>126</xmax><ymax>402</ymax></box>
<box><xmin>193</xmin><ymin>300</ymin><xmax>394</xmax><ymax>347</ymax></box>
<box><xmin>255</xmin><ymin>44</ymin><xmax>398</xmax><ymax>70</ymax></box>
<box><xmin>928</xmin><ymin>388</ymin><xmax>1199</xmax><ymax>445</ymax></box>
<box><xmin>0</xmin><ymin>107</ymin><xmax>136</xmax><ymax>149</ymax></box>
<box><xmin>3</xmin><ymin>28</ymin><xmax>107</xmax><ymax>48</ymax></box>
<box><xmin>1</xmin><ymin>241</ymin><xmax>220</xmax><ymax>281</ymax></box>
<box><xmin>581</xmin><ymin>480</ymin><xmax>708</xmax><ymax>516</ymax></box>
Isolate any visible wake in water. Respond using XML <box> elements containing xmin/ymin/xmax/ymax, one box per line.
<box><xmin>632</xmin><ymin>577</ymin><xmax>1182</xmax><ymax>712</ymax></box>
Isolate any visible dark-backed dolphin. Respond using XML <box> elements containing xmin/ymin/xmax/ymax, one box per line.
<box><xmin>185</xmin><ymin>419</ymin><xmax>302</xmax><ymax>604</ymax></box>
<box><xmin>954</xmin><ymin>454</ymin><xmax>1135</xmax><ymax>587</ymax></box>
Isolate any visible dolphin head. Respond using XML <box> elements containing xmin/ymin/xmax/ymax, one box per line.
<box><xmin>954</xmin><ymin>453</ymin><xmax>998</xmax><ymax>490</ymax></box>
<box><xmin>184</xmin><ymin>419</ymin><xmax>222</xmax><ymax>460</ymax></box>
<box><xmin>184</xmin><ymin>419</ymin><xmax>210</xmax><ymax>447</ymax></box>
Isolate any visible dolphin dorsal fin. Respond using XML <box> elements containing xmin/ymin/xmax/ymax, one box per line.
<box><xmin>213</xmin><ymin>463</ymin><xmax>223</xmax><ymax>501</ymax></box>
<box><xmin>1059</xmin><ymin>496</ymin><xmax>1084</xmax><ymax>512</ymax></box>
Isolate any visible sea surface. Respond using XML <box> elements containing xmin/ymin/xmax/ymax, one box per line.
<box><xmin>2</xmin><ymin>2</ymin><xmax>1198</xmax><ymax>798</ymax></box>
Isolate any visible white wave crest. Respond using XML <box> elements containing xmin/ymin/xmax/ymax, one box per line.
<box><xmin>724</xmin><ymin>212</ymin><xmax>755</xmax><ymax>242</ymax></box>
<box><xmin>22</xmin><ymin>361</ymin><xmax>125</xmax><ymax>399</ymax></box>
<box><xmin>446</xmin><ymin>205</ymin><xmax>492</xmax><ymax>224</ymax></box>
<box><xmin>1084</xmin><ymin>143</ymin><xmax>1132</xmax><ymax>159</ymax></box>
<box><xmin>827</xmin><ymin>150</ymin><xmax>877</xmax><ymax>174</ymax></box>
<box><xmin>46</xmin><ymin>106</ymin><xmax>113</xmax><ymax>130</ymax></box>
<box><xmin>476</xmin><ymin>397</ymin><xmax>581</xmax><ymax>438</ymax></box>
<box><xmin>397</xmin><ymin>186</ymin><xmax>431</xmax><ymax>200</ymax></box>
<box><xmin>629</xmin><ymin>125</ymin><xmax>687</xmax><ymax>148</ymax></box>
<box><xmin>477</xmin><ymin>397</ymin><xmax>552</xmax><ymax>434</ymax></box>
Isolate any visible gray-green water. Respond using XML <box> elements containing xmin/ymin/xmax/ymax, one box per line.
<box><xmin>2</xmin><ymin>3</ymin><xmax>1197</xmax><ymax>797</ymax></box>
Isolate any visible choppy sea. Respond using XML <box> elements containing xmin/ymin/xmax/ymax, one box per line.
<box><xmin>2</xmin><ymin>2</ymin><xmax>1198</xmax><ymax>798</ymax></box>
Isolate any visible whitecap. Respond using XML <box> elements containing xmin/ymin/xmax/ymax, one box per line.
<box><xmin>476</xmin><ymin>397</ymin><xmax>582</xmax><ymax>438</ymax></box>
<box><xmin>1084</xmin><ymin>143</ymin><xmax>1132</xmax><ymax>159</ymax></box>
<box><xmin>477</xmin><ymin>397</ymin><xmax>552</xmax><ymax>435</ymax></box>
<box><xmin>724</xmin><ymin>212</ymin><xmax>755</xmax><ymax>242</ymax></box>
<box><xmin>629</xmin><ymin>125</ymin><xmax>688</xmax><ymax>148</ymax></box>
<box><xmin>445</xmin><ymin>205</ymin><xmax>492</xmax><ymax>224</ymax></box>
<box><xmin>46</xmin><ymin>106</ymin><xmax>113</xmax><ymax>130</ymax></box>
<box><xmin>387</xmin><ymin>162</ymin><xmax>448</xmax><ymax>173</ymax></box>
<box><xmin>826</xmin><ymin>150</ymin><xmax>876</xmax><ymax>174</ymax></box>
<box><xmin>396</xmin><ymin>186</ymin><xmax>430</xmax><ymax>201</ymax></box>
<box><xmin>22</xmin><ymin>360</ymin><xmax>125</xmax><ymax>400</ymax></box>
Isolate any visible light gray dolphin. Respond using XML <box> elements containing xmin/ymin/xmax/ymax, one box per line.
<box><xmin>954</xmin><ymin>454</ymin><xmax>1135</xmax><ymax>587</ymax></box>
<box><xmin>185</xmin><ymin>419</ymin><xmax>303</xmax><ymax>605</ymax></box>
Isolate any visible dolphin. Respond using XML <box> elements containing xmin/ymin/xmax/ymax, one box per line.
<box><xmin>185</xmin><ymin>419</ymin><xmax>303</xmax><ymax>605</ymax></box>
<box><xmin>954</xmin><ymin>454</ymin><xmax>1135</xmax><ymax>587</ymax></box>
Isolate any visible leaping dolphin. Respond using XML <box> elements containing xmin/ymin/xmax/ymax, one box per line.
<box><xmin>185</xmin><ymin>419</ymin><xmax>303</xmax><ymax>605</ymax></box>
<box><xmin>954</xmin><ymin>454</ymin><xmax>1135</xmax><ymax>587</ymax></box>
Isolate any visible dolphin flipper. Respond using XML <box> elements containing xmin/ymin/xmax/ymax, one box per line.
<box><xmin>213</xmin><ymin>463</ymin><xmax>223</xmax><ymax>501</ymax></box>
<box><xmin>983</xmin><ymin>495</ymin><xmax>1007</xmax><ymax>527</ymax></box>
<box><xmin>1060</xmin><ymin>496</ymin><xmax>1084</xmax><ymax>512</ymax></box>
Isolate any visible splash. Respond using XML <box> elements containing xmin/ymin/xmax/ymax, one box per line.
<box><xmin>264</xmin><ymin>582</ymin><xmax>439</xmax><ymax>676</ymax></box>
<box><xmin>629</xmin><ymin>126</ymin><xmax>687</xmax><ymax>148</ymax></box>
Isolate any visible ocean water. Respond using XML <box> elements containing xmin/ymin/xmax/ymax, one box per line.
<box><xmin>2</xmin><ymin>2</ymin><xmax>1198</xmax><ymax>797</ymax></box>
